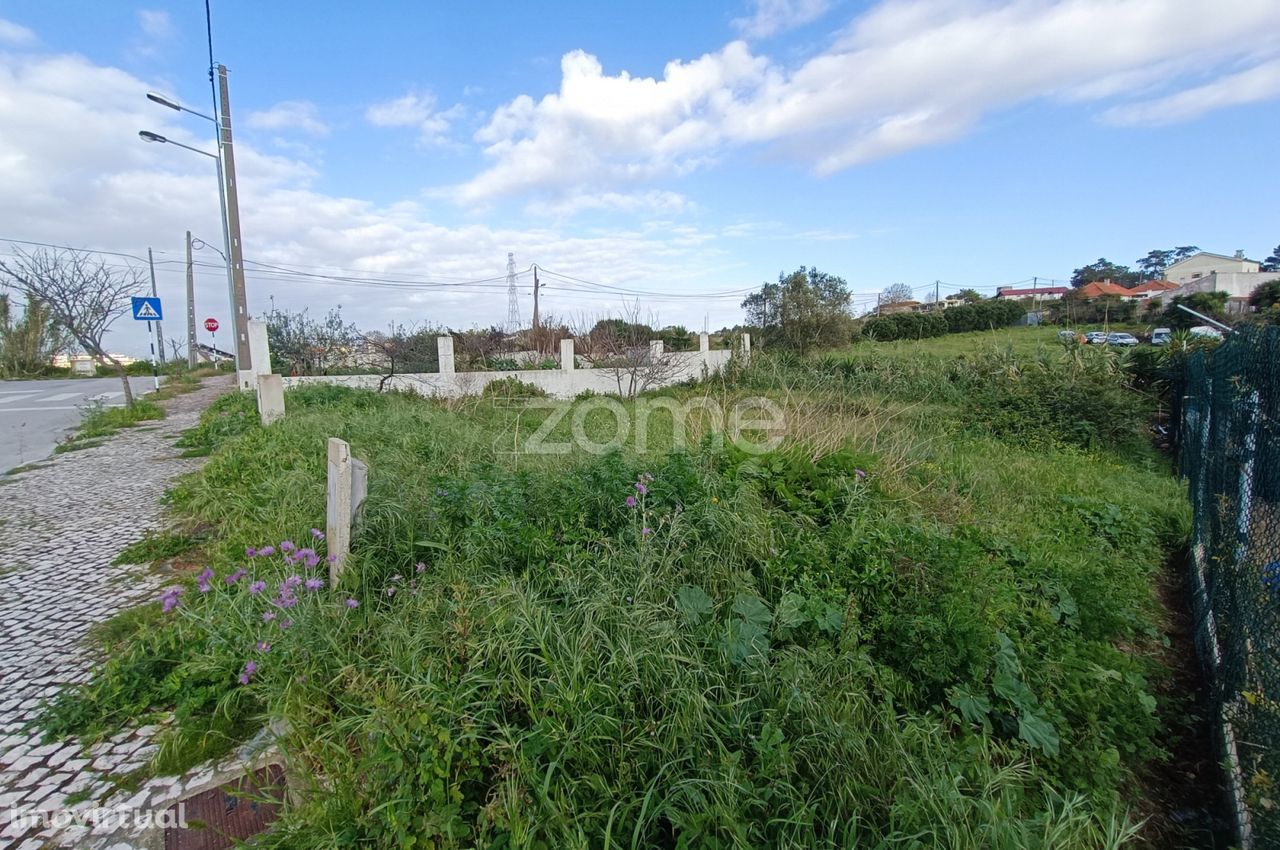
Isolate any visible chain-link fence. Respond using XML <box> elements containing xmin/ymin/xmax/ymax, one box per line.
<box><xmin>1175</xmin><ymin>324</ymin><xmax>1280</xmax><ymax>849</ymax></box>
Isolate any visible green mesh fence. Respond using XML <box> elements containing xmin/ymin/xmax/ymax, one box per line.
<box><xmin>1176</xmin><ymin>324</ymin><xmax>1280</xmax><ymax>848</ymax></box>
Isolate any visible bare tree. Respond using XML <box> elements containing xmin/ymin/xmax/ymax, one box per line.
<box><xmin>363</xmin><ymin>323</ymin><xmax>440</xmax><ymax>391</ymax></box>
<box><xmin>0</xmin><ymin>247</ymin><xmax>143</xmax><ymax>406</ymax></box>
<box><xmin>580</xmin><ymin>302</ymin><xmax>681</xmax><ymax>398</ymax></box>
<box><xmin>881</xmin><ymin>282</ymin><xmax>914</xmax><ymax>305</ymax></box>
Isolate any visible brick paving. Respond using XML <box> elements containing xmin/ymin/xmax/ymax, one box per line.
<box><xmin>0</xmin><ymin>378</ymin><xmax>234</xmax><ymax>849</ymax></box>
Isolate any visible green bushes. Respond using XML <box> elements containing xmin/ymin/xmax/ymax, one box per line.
<box><xmin>862</xmin><ymin>300</ymin><xmax>1025</xmax><ymax>341</ymax></box>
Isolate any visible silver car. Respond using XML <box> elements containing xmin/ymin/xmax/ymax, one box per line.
<box><xmin>1105</xmin><ymin>332</ymin><xmax>1139</xmax><ymax>347</ymax></box>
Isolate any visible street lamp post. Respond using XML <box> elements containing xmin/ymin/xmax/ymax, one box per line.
<box><xmin>140</xmin><ymin>71</ymin><xmax>251</xmax><ymax>380</ymax></box>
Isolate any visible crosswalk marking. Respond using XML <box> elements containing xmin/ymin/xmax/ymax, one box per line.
<box><xmin>37</xmin><ymin>392</ymin><xmax>83</xmax><ymax>402</ymax></box>
<box><xmin>0</xmin><ymin>393</ymin><xmax>40</xmax><ymax>404</ymax></box>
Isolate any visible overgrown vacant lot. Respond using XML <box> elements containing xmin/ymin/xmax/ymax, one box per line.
<box><xmin>44</xmin><ymin>331</ymin><xmax>1194</xmax><ymax>849</ymax></box>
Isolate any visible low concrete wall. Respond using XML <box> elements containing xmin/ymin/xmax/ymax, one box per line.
<box><xmin>281</xmin><ymin>337</ymin><xmax>737</xmax><ymax>400</ymax></box>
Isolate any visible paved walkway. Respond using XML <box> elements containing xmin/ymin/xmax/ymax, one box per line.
<box><xmin>0</xmin><ymin>378</ymin><xmax>233</xmax><ymax>849</ymax></box>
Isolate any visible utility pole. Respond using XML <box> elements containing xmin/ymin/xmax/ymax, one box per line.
<box><xmin>185</xmin><ymin>231</ymin><xmax>197</xmax><ymax>369</ymax></box>
<box><xmin>531</xmin><ymin>265</ymin><xmax>541</xmax><ymax>330</ymax></box>
<box><xmin>934</xmin><ymin>280</ymin><xmax>940</xmax><ymax>309</ymax></box>
<box><xmin>217</xmin><ymin>64</ymin><xmax>252</xmax><ymax>378</ymax></box>
<box><xmin>147</xmin><ymin>248</ymin><xmax>166</xmax><ymax>366</ymax></box>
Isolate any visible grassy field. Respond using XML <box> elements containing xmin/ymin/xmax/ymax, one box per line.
<box><xmin>39</xmin><ymin>331</ymin><xmax>1206</xmax><ymax>849</ymax></box>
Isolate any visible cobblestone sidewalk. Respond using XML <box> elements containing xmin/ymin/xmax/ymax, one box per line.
<box><xmin>0</xmin><ymin>378</ymin><xmax>234</xmax><ymax>849</ymax></box>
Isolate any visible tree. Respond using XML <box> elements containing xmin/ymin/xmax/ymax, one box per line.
<box><xmin>1173</xmin><ymin>245</ymin><xmax>1200</xmax><ymax>263</ymax></box>
<box><xmin>1135</xmin><ymin>249</ymin><xmax>1174</xmax><ymax>280</ymax></box>
<box><xmin>1163</xmin><ymin>292</ymin><xmax>1229</xmax><ymax>329</ymax></box>
<box><xmin>1261</xmin><ymin>244</ymin><xmax>1280</xmax><ymax>272</ymax></box>
<box><xmin>0</xmin><ymin>247</ymin><xmax>143</xmax><ymax>405</ymax></box>
<box><xmin>1071</xmin><ymin>258</ymin><xmax>1140</xmax><ymax>288</ymax></box>
<box><xmin>581</xmin><ymin>303</ymin><xmax>679</xmax><ymax>398</ymax></box>
<box><xmin>955</xmin><ymin>288</ymin><xmax>983</xmax><ymax>303</ymax></box>
<box><xmin>0</xmin><ymin>292</ymin><xmax>73</xmax><ymax>378</ymax></box>
<box><xmin>1248</xmin><ymin>279</ymin><xmax>1280</xmax><ymax>311</ymax></box>
<box><xmin>881</xmin><ymin>282</ymin><xmax>913</xmax><ymax>304</ymax></box>
<box><xmin>363</xmin><ymin>323</ymin><xmax>440</xmax><ymax>391</ymax></box>
<box><xmin>265</xmin><ymin>306</ymin><xmax>362</xmax><ymax>375</ymax></box>
<box><xmin>741</xmin><ymin>267</ymin><xmax>854</xmax><ymax>354</ymax></box>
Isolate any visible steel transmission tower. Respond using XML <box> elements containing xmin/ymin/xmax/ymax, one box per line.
<box><xmin>505</xmin><ymin>252</ymin><xmax>521</xmax><ymax>331</ymax></box>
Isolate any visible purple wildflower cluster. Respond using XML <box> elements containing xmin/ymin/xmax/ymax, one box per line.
<box><xmin>625</xmin><ymin>472</ymin><xmax>656</xmax><ymax>538</ymax></box>
<box><xmin>155</xmin><ymin>530</ymin><xmax>361</xmax><ymax>688</ymax></box>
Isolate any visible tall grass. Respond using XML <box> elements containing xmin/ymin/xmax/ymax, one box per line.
<box><xmin>38</xmin><ymin>343</ymin><xmax>1190</xmax><ymax>848</ymax></box>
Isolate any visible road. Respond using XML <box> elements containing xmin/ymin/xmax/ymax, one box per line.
<box><xmin>0</xmin><ymin>376</ymin><xmax>158</xmax><ymax>472</ymax></box>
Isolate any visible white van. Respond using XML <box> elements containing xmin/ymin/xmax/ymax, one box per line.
<box><xmin>1151</xmin><ymin>327</ymin><xmax>1172</xmax><ymax>346</ymax></box>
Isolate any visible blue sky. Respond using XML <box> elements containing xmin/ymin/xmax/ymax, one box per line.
<box><xmin>1</xmin><ymin>0</ymin><xmax>1278</xmax><ymax>353</ymax></box>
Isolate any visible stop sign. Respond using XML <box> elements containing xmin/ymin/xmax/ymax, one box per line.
<box><xmin>204</xmin><ymin>318</ymin><xmax>220</xmax><ymax>333</ymax></box>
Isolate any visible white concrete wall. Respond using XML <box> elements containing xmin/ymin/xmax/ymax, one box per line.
<box><xmin>1170</xmin><ymin>272</ymin><xmax>1280</xmax><ymax>300</ymax></box>
<box><xmin>281</xmin><ymin>345</ymin><xmax>737</xmax><ymax>400</ymax></box>
<box><xmin>1165</xmin><ymin>253</ymin><xmax>1260</xmax><ymax>284</ymax></box>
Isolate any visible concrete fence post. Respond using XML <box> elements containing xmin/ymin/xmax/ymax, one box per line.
<box><xmin>560</xmin><ymin>338</ymin><xmax>575</xmax><ymax>371</ymax></box>
<box><xmin>650</xmin><ymin>339</ymin><xmax>664</xmax><ymax>361</ymax></box>
<box><xmin>740</xmin><ymin>332</ymin><xmax>752</xmax><ymax>363</ymax></box>
<box><xmin>699</xmin><ymin>333</ymin><xmax>709</xmax><ymax>353</ymax></box>
<box><xmin>240</xmin><ymin>319</ymin><xmax>272</xmax><ymax>390</ymax></box>
<box><xmin>256</xmin><ymin>374</ymin><xmax>285</xmax><ymax>425</ymax></box>
<box><xmin>437</xmin><ymin>336</ymin><xmax>455</xmax><ymax>375</ymax></box>
<box><xmin>327</xmin><ymin>437</ymin><xmax>368</xmax><ymax>586</ymax></box>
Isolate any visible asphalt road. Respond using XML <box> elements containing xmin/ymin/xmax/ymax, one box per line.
<box><xmin>0</xmin><ymin>376</ymin><xmax>158</xmax><ymax>471</ymax></box>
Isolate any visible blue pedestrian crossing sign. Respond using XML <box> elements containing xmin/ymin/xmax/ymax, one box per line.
<box><xmin>131</xmin><ymin>296</ymin><xmax>163</xmax><ymax>321</ymax></box>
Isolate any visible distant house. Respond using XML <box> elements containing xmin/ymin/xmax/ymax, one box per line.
<box><xmin>879</xmin><ymin>300</ymin><xmax>920</xmax><ymax>315</ymax></box>
<box><xmin>995</xmin><ymin>285</ymin><xmax>1069</xmax><ymax>301</ymax></box>
<box><xmin>1076</xmin><ymin>281</ymin><xmax>1134</xmax><ymax>299</ymax></box>
<box><xmin>1164</xmin><ymin>251</ymin><xmax>1260</xmax><ymax>284</ymax></box>
<box><xmin>1127</xmin><ymin>279</ymin><xmax>1179</xmax><ymax>297</ymax></box>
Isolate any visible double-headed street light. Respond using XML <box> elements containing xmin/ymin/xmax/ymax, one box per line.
<box><xmin>138</xmin><ymin>66</ymin><xmax>251</xmax><ymax>381</ymax></box>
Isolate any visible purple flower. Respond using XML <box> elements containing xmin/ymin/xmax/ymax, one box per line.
<box><xmin>345</xmin><ymin>598</ymin><xmax>359</xmax><ymax>609</ymax></box>
<box><xmin>262</xmin><ymin>611</ymin><xmax>277</xmax><ymax>622</ymax></box>
<box><xmin>327</xmin><ymin>553</ymin><xmax>338</xmax><ymax>564</ymax></box>
<box><xmin>196</xmin><ymin>567</ymin><xmax>214</xmax><ymax>593</ymax></box>
<box><xmin>278</xmin><ymin>618</ymin><xmax>293</xmax><ymax>630</ymax></box>
<box><xmin>283</xmin><ymin>575</ymin><xmax>304</xmax><ymax>590</ymax></box>
<box><xmin>415</xmin><ymin>562</ymin><xmax>426</xmax><ymax>573</ymax></box>
<box><xmin>311</xmin><ymin>528</ymin><xmax>325</xmax><ymax>540</ymax></box>
<box><xmin>304</xmin><ymin>577</ymin><xmax>324</xmax><ymax>591</ymax></box>
<box><xmin>245</xmin><ymin>547</ymin><xmax>258</xmax><ymax>558</ymax></box>
<box><xmin>280</xmin><ymin>540</ymin><xmax>296</xmax><ymax>553</ymax></box>
<box><xmin>304</xmin><ymin>553</ymin><xmax>321</xmax><ymax>569</ymax></box>
<box><xmin>159</xmin><ymin>587</ymin><xmax>183</xmax><ymax>613</ymax></box>
<box><xmin>295</xmin><ymin>547</ymin><xmax>315</xmax><ymax>562</ymax></box>
<box><xmin>259</xmin><ymin>545</ymin><xmax>276</xmax><ymax>557</ymax></box>
<box><xmin>256</xmin><ymin>641</ymin><xmax>272</xmax><ymax>653</ymax></box>
<box><xmin>635</xmin><ymin>482</ymin><xmax>648</xmax><ymax>495</ymax></box>
<box><xmin>248</xmin><ymin>580</ymin><xmax>267</xmax><ymax>594</ymax></box>
<box><xmin>854</xmin><ymin>468</ymin><xmax>867</xmax><ymax>480</ymax></box>
<box><xmin>625</xmin><ymin>495</ymin><xmax>637</xmax><ymax>508</ymax></box>
<box><xmin>225</xmin><ymin>568</ymin><xmax>247</xmax><ymax>585</ymax></box>
<box><xmin>275</xmin><ymin>594</ymin><xmax>299</xmax><ymax>609</ymax></box>
<box><xmin>238</xmin><ymin>661</ymin><xmax>257</xmax><ymax>685</ymax></box>
<box><xmin>642</xmin><ymin>527</ymin><xmax>652</xmax><ymax>536</ymax></box>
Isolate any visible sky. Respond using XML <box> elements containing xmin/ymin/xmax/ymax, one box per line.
<box><xmin>0</xmin><ymin>0</ymin><xmax>1277</xmax><ymax>356</ymax></box>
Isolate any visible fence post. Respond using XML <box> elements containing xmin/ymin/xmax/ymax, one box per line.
<box><xmin>740</xmin><ymin>332</ymin><xmax>752</xmax><ymax>363</ymax></box>
<box><xmin>561</xmin><ymin>338</ymin><xmax>575</xmax><ymax>371</ymax></box>
<box><xmin>437</xmin><ymin>336</ymin><xmax>455</xmax><ymax>375</ymax></box>
<box><xmin>649</xmin><ymin>339</ymin><xmax>664</xmax><ymax>361</ymax></box>
<box><xmin>256</xmin><ymin>374</ymin><xmax>285</xmax><ymax>425</ymax></box>
<box><xmin>326</xmin><ymin>437</ymin><xmax>368</xmax><ymax>586</ymax></box>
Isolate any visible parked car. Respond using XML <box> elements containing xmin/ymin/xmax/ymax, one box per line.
<box><xmin>1058</xmin><ymin>329</ymin><xmax>1078</xmax><ymax>341</ymax></box>
<box><xmin>1085</xmin><ymin>331</ymin><xmax>1109</xmax><ymax>344</ymax></box>
<box><xmin>1150</xmin><ymin>327</ymin><xmax>1172</xmax><ymax>346</ymax></box>
<box><xmin>1105</xmin><ymin>332</ymin><xmax>1139</xmax><ymax>347</ymax></box>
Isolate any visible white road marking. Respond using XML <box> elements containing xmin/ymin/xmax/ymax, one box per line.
<box><xmin>0</xmin><ymin>405</ymin><xmax>125</xmax><ymax>412</ymax></box>
<box><xmin>36</xmin><ymin>392</ymin><xmax>84</xmax><ymax>402</ymax></box>
<box><xmin>88</xmin><ymin>392</ymin><xmax>124</xmax><ymax>402</ymax></box>
<box><xmin>0</xmin><ymin>393</ymin><xmax>41</xmax><ymax>404</ymax></box>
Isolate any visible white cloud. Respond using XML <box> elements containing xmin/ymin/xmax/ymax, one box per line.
<box><xmin>365</xmin><ymin>92</ymin><xmax>458</xmax><ymax>145</ymax></box>
<box><xmin>732</xmin><ymin>0</ymin><xmax>831</xmax><ymax>39</ymax></box>
<box><xmin>0</xmin><ymin>17</ymin><xmax>36</xmax><ymax>46</ymax></box>
<box><xmin>0</xmin><ymin>50</ymin><xmax>742</xmax><ymax>353</ymax></box>
<box><xmin>246</xmin><ymin>100</ymin><xmax>330</xmax><ymax>136</ymax></box>
<box><xmin>1101</xmin><ymin>58</ymin><xmax>1280</xmax><ymax>126</ymax></box>
<box><xmin>540</xmin><ymin>190</ymin><xmax>693</xmax><ymax>219</ymax></box>
<box><xmin>136</xmin><ymin>10</ymin><xmax>174</xmax><ymax>41</ymax></box>
<box><xmin>457</xmin><ymin>0</ymin><xmax>1280</xmax><ymax>204</ymax></box>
